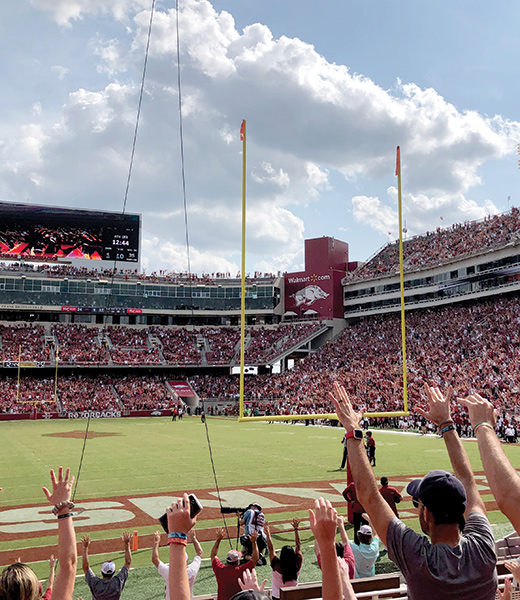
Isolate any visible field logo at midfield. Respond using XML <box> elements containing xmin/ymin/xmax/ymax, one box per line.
<box><xmin>0</xmin><ymin>473</ymin><xmax>495</xmax><ymax>565</ymax></box>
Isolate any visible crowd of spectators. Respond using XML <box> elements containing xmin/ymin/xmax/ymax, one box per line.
<box><xmin>0</xmin><ymin>260</ymin><xmax>279</xmax><ymax>285</ymax></box>
<box><xmin>0</xmin><ymin>324</ymin><xmax>49</xmax><ymax>362</ymax></box>
<box><xmin>58</xmin><ymin>376</ymin><xmax>121</xmax><ymax>412</ymax></box>
<box><xmin>205</xmin><ymin>328</ymin><xmax>241</xmax><ymax>364</ymax></box>
<box><xmin>114</xmin><ymin>375</ymin><xmax>173</xmax><ymax>410</ymax></box>
<box><xmin>2</xmin><ymin>294</ymin><xmax>520</xmax><ymax>437</ymax></box>
<box><xmin>348</xmin><ymin>207</ymin><xmax>520</xmax><ymax>282</ymax></box>
<box><xmin>52</xmin><ymin>324</ymin><xmax>109</xmax><ymax>364</ymax></box>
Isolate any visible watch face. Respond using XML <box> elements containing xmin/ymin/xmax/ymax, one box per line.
<box><xmin>354</xmin><ymin>430</ymin><xmax>364</xmax><ymax>440</ymax></box>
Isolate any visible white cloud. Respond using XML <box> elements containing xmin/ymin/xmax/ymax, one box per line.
<box><xmin>352</xmin><ymin>188</ymin><xmax>500</xmax><ymax>239</ymax></box>
<box><xmin>51</xmin><ymin>65</ymin><xmax>69</xmax><ymax>80</ymax></box>
<box><xmin>252</xmin><ymin>162</ymin><xmax>290</xmax><ymax>187</ymax></box>
<box><xmin>29</xmin><ymin>0</ymin><xmax>150</xmax><ymax>26</ymax></box>
<box><xmin>4</xmin><ymin>0</ymin><xmax>520</xmax><ymax>273</ymax></box>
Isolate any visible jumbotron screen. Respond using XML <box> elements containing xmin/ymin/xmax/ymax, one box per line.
<box><xmin>0</xmin><ymin>202</ymin><xmax>140</xmax><ymax>262</ymax></box>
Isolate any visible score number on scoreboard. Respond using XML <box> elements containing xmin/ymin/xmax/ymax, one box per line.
<box><xmin>103</xmin><ymin>226</ymin><xmax>139</xmax><ymax>262</ymax></box>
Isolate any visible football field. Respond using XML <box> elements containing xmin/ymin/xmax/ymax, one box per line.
<box><xmin>0</xmin><ymin>416</ymin><xmax>518</xmax><ymax>597</ymax></box>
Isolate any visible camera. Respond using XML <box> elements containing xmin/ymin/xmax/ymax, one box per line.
<box><xmin>220</xmin><ymin>506</ymin><xmax>247</xmax><ymax>515</ymax></box>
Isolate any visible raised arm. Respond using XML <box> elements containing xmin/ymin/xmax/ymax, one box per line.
<box><xmin>167</xmin><ymin>493</ymin><xmax>198</xmax><ymax>600</ymax></box>
<box><xmin>189</xmin><ymin>530</ymin><xmax>203</xmax><ymax>558</ymax></box>
<box><xmin>42</xmin><ymin>467</ymin><xmax>78</xmax><ymax>600</ymax></box>
<box><xmin>337</xmin><ymin>515</ymin><xmax>349</xmax><ymax>547</ymax></box>
<box><xmin>309</xmin><ymin>498</ymin><xmax>355</xmax><ymax>600</ymax></box>
<box><xmin>210</xmin><ymin>527</ymin><xmax>225</xmax><ymax>561</ymax></box>
<box><xmin>460</xmin><ymin>393</ymin><xmax>520</xmax><ymax>528</ymax></box>
<box><xmin>249</xmin><ymin>530</ymin><xmax>259</xmax><ymax>567</ymax></box>
<box><xmin>47</xmin><ymin>555</ymin><xmax>56</xmax><ymax>589</ymax></box>
<box><xmin>330</xmin><ymin>383</ymin><xmax>395</xmax><ymax>546</ymax></box>
<box><xmin>291</xmin><ymin>518</ymin><xmax>301</xmax><ymax>553</ymax></box>
<box><xmin>152</xmin><ymin>531</ymin><xmax>161</xmax><ymax>568</ymax></box>
<box><xmin>264</xmin><ymin>522</ymin><xmax>277</xmax><ymax>563</ymax></box>
<box><xmin>417</xmin><ymin>385</ymin><xmax>485</xmax><ymax>516</ymax></box>
<box><xmin>81</xmin><ymin>535</ymin><xmax>90</xmax><ymax>574</ymax></box>
<box><xmin>122</xmin><ymin>531</ymin><xmax>132</xmax><ymax>569</ymax></box>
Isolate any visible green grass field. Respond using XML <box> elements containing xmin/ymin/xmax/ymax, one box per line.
<box><xmin>1</xmin><ymin>416</ymin><xmax>519</xmax><ymax>597</ymax></box>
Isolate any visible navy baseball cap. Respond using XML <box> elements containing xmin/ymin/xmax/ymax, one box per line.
<box><xmin>407</xmin><ymin>470</ymin><xmax>466</xmax><ymax>520</ymax></box>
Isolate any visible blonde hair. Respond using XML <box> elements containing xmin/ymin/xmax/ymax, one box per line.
<box><xmin>0</xmin><ymin>563</ymin><xmax>41</xmax><ymax>600</ymax></box>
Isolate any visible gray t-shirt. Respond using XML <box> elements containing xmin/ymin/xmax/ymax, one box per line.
<box><xmin>85</xmin><ymin>566</ymin><xmax>129</xmax><ymax>600</ymax></box>
<box><xmin>387</xmin><ymin>512</ymin><xmax>497</xmax><ymax>600</ymax></box>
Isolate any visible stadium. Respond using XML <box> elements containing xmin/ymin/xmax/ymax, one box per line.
<box><xmin>1</xmin><ymin>200</ymin><xmax>520</xmax><ymax>599</ymax></box>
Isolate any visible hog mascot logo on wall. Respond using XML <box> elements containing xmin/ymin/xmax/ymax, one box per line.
<box><xmin>290</xmin><ymin>284</ymin><xmax>329</xmax><ymax>307</ymax></box>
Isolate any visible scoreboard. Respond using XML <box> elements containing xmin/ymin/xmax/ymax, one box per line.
<box><xmin>0</xmin><ymin>202</ymin><xmax>140</xmax><ymax>263</ymax></box>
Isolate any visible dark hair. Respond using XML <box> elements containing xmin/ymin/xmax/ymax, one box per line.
<box><xmin>279</xmin><ymin>545</ymin><xmax>299</xmax><ymax>583</ymax></box>
<box><xmin>427</xmin><ymin>506</ymin><xmax>466</xmax><ymax>531</ymax></box>
<box><xmin>230</xmin><ymin>592</ymin><xmax>270</xmax><ymax>600</ymax></box>
<box><xmin>335</xmin><ymin>542</ymin><xmax>344</xmax><ymax>558</ymax></box>
<box><xmin>380</xmin><ymin>477</ymin><xmax>388</xmax><ymax>486</ymax></box>
<box><xmin>357</xmin><ymin>532</ymin><xmax>372</xmax><ymax>545</ymax></box>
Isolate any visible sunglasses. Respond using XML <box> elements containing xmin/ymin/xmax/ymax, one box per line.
<box><xmin>412</xmin><ymin>499</ymin><xmax>425</xmax><ymax>510</ymax></box>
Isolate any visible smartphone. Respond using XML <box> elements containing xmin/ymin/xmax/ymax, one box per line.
<box><xmin>159</xmin><ymin>494</ymin><xmax>203</xmax><ymax>533</ymax></box>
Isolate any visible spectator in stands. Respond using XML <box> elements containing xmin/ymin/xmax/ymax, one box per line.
<box><xmin>152</xmin><ymin>529</ymin><xmax>203</xmax><ymax>598</ymax></box>
<box><xmin>379</xmin><ymin>477</ymin><xmax>403</xmax><ymax>517</ymax></box>
<box><xmin>0</xmin><ymin>467</ymin><xmax>77</xmax><ymax>600</ymax></box>
<box><xmin>459</xmin><ymin>393</ymin><xmax>520</xmax><ymax>535</ymax></box>
<box><xmin>349</xmin><ymin>514</ymin><xmax>380</xmax><ymax>579</ymax></box>
<box><xmin>309</xmin><ymin>497</ymin><xmax>356</xmax><ymax>600</ymax></box>
<box><xmin>313</xmin><ymin>515</ymin><xmax>355</xmax><ymax>580</ymax></box>
<box><xmin>264</xmin><ymin>519</ymin><xmax>302</xmax><ymax>600</ymax></box>
<box><xmin>211</xmin><ymin>527</ymin><xmax>259</xmax><ymax>600</ymax></box>
<box><xmin>330</xmin><ymin>381</ymin><xmax>497</xmax><ymax>600</ymax></box>
<box><xmin>82</xmin><ymin>532</ymin><xmax>132</xmax><ymax>600</ymax></box>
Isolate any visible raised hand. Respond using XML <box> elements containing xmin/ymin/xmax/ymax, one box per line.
<box><xmin>328</xmin><ymin>382</ymin><xmax>364</xmax><ymax>432</ymax></box>
<box><xmin>82</xmin><ymin>535</ymin><xmax>90</xmax><ymax>549</ymax></box>
<box><xmin>42</xmin><ymin>467</ymin><xmax>74</xmax><ymax>506</ymax></box>
<box><xmin>309</xmin><ymin>497</ymin><xmax>338</xmax><ymax>546</ymax></box>
<box><xmin>167</xmin><ymin>493</ymin><xmax>197</xmax><ymax>535</ymax></box>
<box><xmin>291</xmin><ymin>517</ymin><xmax>301</xmax><ymax>530</ymax></box>
<box><xmin>238</xmin><ymin>568</ymin><xmax>267</xmax><ymax>592</ymax></box>
<box><xmin>415</xmin><ymin>384</ymin><xmax>453</xmax><ymax>426</ymax></box>
<box><xmin>458</xmin><ymin>394</ymin><xmax>497</xmax><ymax>430</ymax></box>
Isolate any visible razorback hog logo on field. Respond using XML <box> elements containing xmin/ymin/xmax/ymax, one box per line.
<box><xmin>290</xmin><ymin>284</ymin><xmax>329</xmax><ymax>307</ymax></box>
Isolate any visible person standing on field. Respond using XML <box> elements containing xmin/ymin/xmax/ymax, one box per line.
<box><xmin>82</xmin><ymin>532</ymin><xmax>132</xmax><ymax>600</ymax></box>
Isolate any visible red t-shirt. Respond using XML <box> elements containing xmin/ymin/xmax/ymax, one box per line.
<box><xmin>343</xmin><ymin>483</ymin><xmax>365</xmax><ymax>514</ymax></box>
<box><xmin>212</xmin><ymin>558</ymin><xmax>254</xmax><ymax>600</ymax></box>
<box><xmin>379</xmin><ymin>485</ymin><xmax>402</xmax><ymax>516</ymax></box>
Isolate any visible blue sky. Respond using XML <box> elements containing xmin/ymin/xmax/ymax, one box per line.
<box><xmin>0</xmin><ymin>0</ymin><xmax>519</xmax><ymax>274</ymax></box>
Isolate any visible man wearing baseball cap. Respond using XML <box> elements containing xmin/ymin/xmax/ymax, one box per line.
<box><xmin>211</xmin><ymin>527</ymin><xmax>258</xmax><ymax>600</ymax></box>
<box><xmin>82</xmin><ymin>531</ymin><xmax>132</xmax><ymax>600</ymax></box>
<box><xmin>330</xmin><ymin>382</ymin><xmax>497</xmax><ymax>599</ymax></box>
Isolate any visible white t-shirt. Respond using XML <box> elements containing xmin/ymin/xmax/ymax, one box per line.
<box><xmin>157</xmin><ymin>557</ymin><xmax>202</xmax><ymax>599</ymax></box>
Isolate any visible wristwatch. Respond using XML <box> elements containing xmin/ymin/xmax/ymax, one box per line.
<box><xmin>346</xmin><ymin>429</ymin><xmax>364</xmax><ymax>441</ymax></box>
